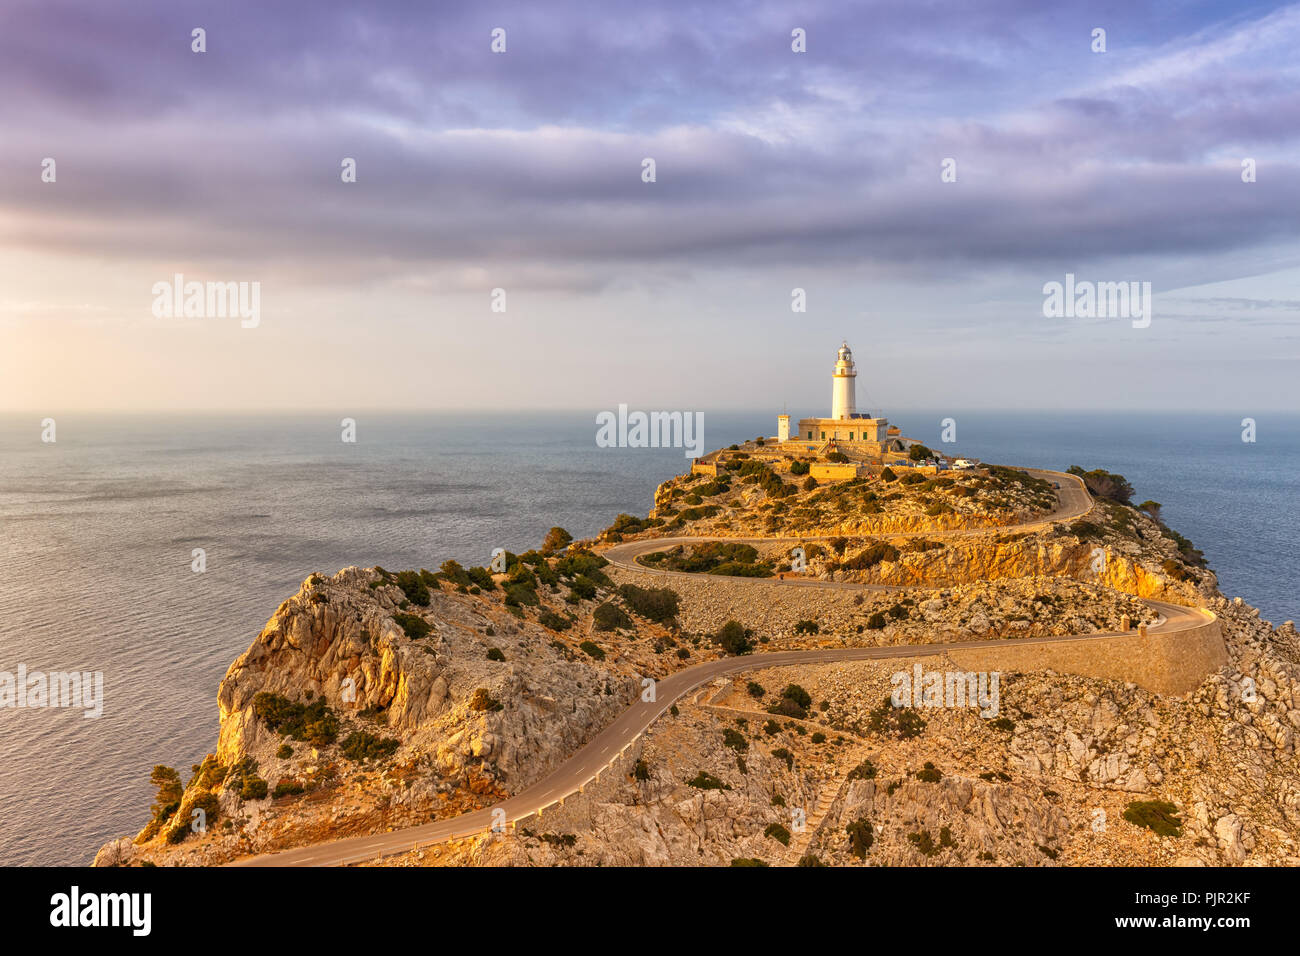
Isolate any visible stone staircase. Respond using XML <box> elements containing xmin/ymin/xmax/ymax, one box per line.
<box><xmin>781</xmin><ymin>747</ymin><xmax>869</xmax><ymax>865</ymax></box>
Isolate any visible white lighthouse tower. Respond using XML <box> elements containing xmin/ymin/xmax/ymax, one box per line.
<box><xmin>830</xmin><ymin>341</ymin><xmax>857</xmax><ymax>420</ymax></box>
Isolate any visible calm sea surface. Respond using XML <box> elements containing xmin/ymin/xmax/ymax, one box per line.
<box><xmin>1</xmin><ymin>410</ymin><xmax>1296</xmax><ymax>865</ymax></box>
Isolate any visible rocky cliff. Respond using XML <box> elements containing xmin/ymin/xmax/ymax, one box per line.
<box><xmin>93</xmin><ymin>459</ymin><xmax>1298</xmax><ymax>868</ymax></box>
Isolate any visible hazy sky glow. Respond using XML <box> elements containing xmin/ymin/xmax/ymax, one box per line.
<box><xmin>1</xmin><ymin>0</ymin><xmax>1298</xmax><ymax>412</ymax></box>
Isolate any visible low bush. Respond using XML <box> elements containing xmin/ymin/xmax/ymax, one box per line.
<box><xmin>686</xmin><ymin>771</ymin><xmax>731</xmax><ymax>791</ymax></box>
<box><xmin>593</xmin><ymin>602</ymin><xmax>631</xmax><ymax>631</ymax></box>
<box><xmin>252</xmin><ymin>693</ymin><xmax>339</xmax><ymax>746</ymax></box>
<box><xmin>764</xmin><ymin>823</ymin><xmax>791</xmax><ymax>846</ymax></box>
<box><xmin>846</xmin><ymin>818</ymin><xmax>873</xmax><ymax>858</ymax></box>
<box><xmin>538</xmin><ymin>609</ymin><xmax>572</xmax><ymax>631</ymax></box>
<box><xmin>1122</xmin><ymin>800</ymin><xmax>1182</xmax><ymax>837</ymax></box>
<box><xmin>713</xmin><ymin>620</ymin><xmax>753</xmax><ymax>655</ymax></box>
<box><xmin>340</xmin><ymin>730</ymin><xmax>400</xmax><ymax>762</ymax></box>
<box><xmin>392</xmin><ymin>612</ymin><xmax>431</xmax><ymax>639</ymax></box>
<box><xmin>617</xmin><ymin>583</ymin><xmax>680</xmax><ymax>623</ymax></box>
<box><xmin>393</xmin><ymin>570</ymin><xmax>431</xmax><ymax>606</ymax></box>
<box><xmin>273</xmin><ymin>778</ymin><xmax>306</xmax><ymax>798</ymax></box>
<box><xmin>866</xmin><ymin>696</ymin><xmax>926</xmax><ymax>739</ymax></box>
<box><xmin>469</xmin><ymin>688</ymin><xmax>503</xmax><ymax>712</ymax></box>
<box><xmin>847</xmin><ymin>758</ymin><xmax>877</xmax><ymax>781</ymax></box>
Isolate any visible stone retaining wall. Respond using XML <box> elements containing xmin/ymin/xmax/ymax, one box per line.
<box><xmin>943</xmin><ymin>615</ymin><xmax>1227</xmax><ymax>696</ymax></box>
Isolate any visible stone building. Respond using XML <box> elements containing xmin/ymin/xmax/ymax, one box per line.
<box><xmin>788</xmin><ymin>342</ymin><xmax>903</xmax><ymax>457</ymax></box>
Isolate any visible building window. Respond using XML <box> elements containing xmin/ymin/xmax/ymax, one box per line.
<box><xmin>849</xmin><ymin>432</ymin><xmax>854</xmax><ymax>440</ymax></box>
<box><xmin>807</xmin><ymin>431</ymin><xmax>813</xmax><ymax>439</ymax></box>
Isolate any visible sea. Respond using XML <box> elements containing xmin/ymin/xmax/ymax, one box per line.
<box><xmin>1</xmin><ymin>410</ymin><xmax>1296</xmax><ymax>865</ymax></box>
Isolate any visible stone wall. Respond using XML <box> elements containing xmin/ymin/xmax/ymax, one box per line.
<box><xmin>809</xmin><ymin>462</ymin><xmax>859</xmax><ymax>481</ymax></box>
<box><xmin>943</xmin><ymin>615</ymin><xmax>1227</xmax><ymax>696</ymax></box>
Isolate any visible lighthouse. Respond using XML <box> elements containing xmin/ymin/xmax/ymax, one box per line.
<box><xmin>831</xmin><ymin>341</ymin><xmax>857</xmax><ymax>420</ymax></box>
<box><xmin>788</xmin><ymin>341</ymin><xmax>893</xmax><ymax>452</ymax></box>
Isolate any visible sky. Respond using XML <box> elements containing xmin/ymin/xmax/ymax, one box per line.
<box><xmin>1</xmin><ymin>0</ymin><xmax>1297</xmax><ymax>413</ymax></box>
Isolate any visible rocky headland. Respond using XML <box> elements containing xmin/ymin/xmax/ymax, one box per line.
<box><xmin>93</xmin><ymin>452</ymin><xmax>1300</xmax><ymax>867</ymax></box>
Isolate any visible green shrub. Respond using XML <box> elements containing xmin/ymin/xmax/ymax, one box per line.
<box><xmin>797</xmin><ymin>853</ymin><xmax>826</xmax><ymax>867</ymax></box>
<box><xmin>578</xmin><ymin>640</ymin><xmax>606</xmax><ymax>660</ymax></box>
<box><xmin>593</xmin><ymin>602</ymin><xmax>631</xmax><ymax>631</ymax></box>
<box><xmin>634</xmin><ymin>759</ymin><xmax>651</xmax><ymax>781</ymax></box>
<box><xmin>746</xmin><ymin>680</ymin><xmax>765</xmax><ymax>699</ymax></box>
<box><xmin>713</xmin><ymin>620</ymin><xmax>753</xmax><ymax>655</ymax></box>
<box><xmin>504</xmin><ymin>583</ymin><xmax>539</xmax><ymax>607</ymax></box>
<box><xmin>1122</xmin><ymin>800</ymin><xmax>1182</xmax><ymax>837</ymax></box>
<box><xmin>722</xmin><ymin>728</ymin><xmax>749</xmax><ymax>751</ymax></box>
<box><xmin>914</xmin><ymin>761</ymin><xmax>942</xmax><ymax>782</ymax></box>
<box><xmin>340</xmin><ymin>730</ymin><xmax>400</xmax><ymax>762</ymax></box>
<box><xmin>467</xmin><ymin>566</ymin><xmax>496</xmax><ymax>590</ymax></box>
<box><xmin>866</xmin><ymin>696</ymin><xmax>926</xmax><ymax>739</ymax></box>
<box><xmin>781</xmin><ymin>684</ymin><xmax>812</xmax><ymax>709</ymax></box>
<box><xmin>768</xmin><ymin>697</ymin><xmax>806</xmax><ymax>720</ymax></box>
<box><xmin>847</xmin><ymin>758</ymin><xmax>877</xmax><ymax>781</ymax></box>
<box><xmin>240</xmin><ymin>775</ymin><xmax>269</xmax><ymax>801</ymax></box>
<box><xmin>908</xmin><ymin>830</ymin><xmax>939</xmax><ymax>856</ymax></box>
<box><xmin>541</xmin><ymin>527</ymin><xmax>573</xmax><ymax>554</ymax></box>
<box><xmin>538</xmin><ymin>609</ymin><xmax>572</xmax><ymax>631</ymax></box>
<box><xmin>1067</xmin><ymin>466</ymin><xmax>1134</xmax><ymax>504</ymax></box>
<box><xmin>148</xmin><ymin>766</ymin><xmax>183</xmax><ymax>822</ymax></box>
<box><xmin>567</xmin><ymin>575</ymin><xmax>599</xmax><ymax>600</ymax></box>
<box><xmin>276</xmin><ymin>744</ymin><xmax>293</xmax><ymax>759</ymax></box>
<box><xmin>771</xmin><ymin>747</ymin><xmax>794</xmax><ymax>770</ymax></box>
<box><xmin>764</xmin><ymin>823</ymin><xmax>791</xmax><ymax>846</ymax></box>
<box><xmin>486</xmin><ymin>647</ymin><xmax>506</xmax><ymax>661</ymax></box>
<box><xmin>686</xmin><ymin>771</ymin><xmax>731</xmax><ymax>791</ymax></box>
<box><xmin>252</xmin><ymin>693</ymin><xmax>339</xmax><ymax>745</ymax></box>
<box><xmin>555</xmin><ymin>549</ymin><xmax>609</xmax><ymax>579</ymax></box>
<box><xmin>272</xmin><ymin>779</ymin><xmax>305</xmax><ymax>798</ymax></box>
<box><xmin>393</xmin><ymin>570</ymin><xmax>431</xmax><ymax>606</ymax></box>
<box><xmin>909</xmin><ymin>444</ymin><xmax>933</xmax><ymax>461</ymax></box>
<box><xmin>438</xmin><ymin>560</ymin><xmax>473</xmax><ymax>587</ymax></box>
<box><xmin>469</xmin><ymin>688</ymin><xmax>503</xmax><ymax>712</ymax></box>
<box><xmin>730</xmin><ymin>857</ymin><xmax>768</xmax><ymax>867</ymax></box>
<box><xmin>392</xmin><ymin>612</ymin><xmax>431</xmax><ymax>639</ymax></box>
<box><xmin>841</xmin><ymin>542</ymin><xmax>899</xmax><ymax>570</ymax></box>
<box><xmin>617</xmin><ymin>583</ymin><xmax>680</xmax><ymax>623</ymax></box>
<box><xmin>789</xmin><ymin>460</ymin><xmax>810</xmax><ymax>475</ymax></box>
<box><xmin>794</xmin><ymin>619</ymin><xmax>819</xmax><ymax>635</ymax></box>
<box><xmin>846</xmin><ymin>818</ymin><xmax>873</xmax><ymax>858</ymax></box>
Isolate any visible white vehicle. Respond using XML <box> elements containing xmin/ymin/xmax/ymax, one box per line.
<box><xmin>952</xmin><ymin>458</ymin><xmax>978</xmax><ymax>469</ymax></box>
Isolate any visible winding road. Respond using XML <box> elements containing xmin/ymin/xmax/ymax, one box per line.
<box><xmin>230</xmin><ymin>468</ymin><xmax>1210</xmax><ymax>867</ymax></box>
